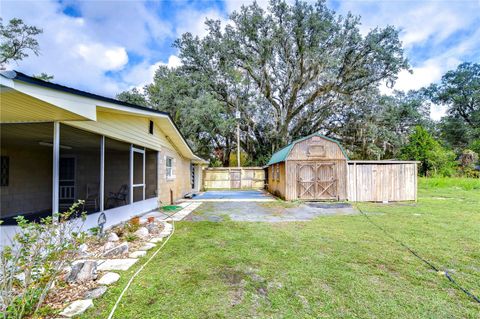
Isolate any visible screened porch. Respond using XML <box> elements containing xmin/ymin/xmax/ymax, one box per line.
<box><xmin>0</xmin><ymin>122</ymin><xmax>158</xmax><ymax>225</ymax></box>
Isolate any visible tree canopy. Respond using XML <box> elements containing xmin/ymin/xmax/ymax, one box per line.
<box><xmin>175</xmin><ymin>0</ymin><xmax>408</xmax><ymax>158</ymax></box>
<box><xmin>0</xmin><ymin>18</ymin><xmax>42</xmax><ymax>67</ymax></box>
<box><xmin>429</xmin><ymin>62</ymin><xmax>480</xmax><ymax>152</ymax></box>
<box><xmin>118</xmin><ymin>0</ymin><xmax>478</xmax><ymax>174</ymax></box>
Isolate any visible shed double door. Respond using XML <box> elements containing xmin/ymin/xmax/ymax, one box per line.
<box><xmin>297</xmin><ymin>162</ymin><xmax>337</xmax><ymax>200</ymax></box>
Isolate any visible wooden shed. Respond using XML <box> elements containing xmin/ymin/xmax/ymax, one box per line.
<box><xmin>266</xmin><ymin>133</ymin><xmax>418</xmax><ymax>202</ymax></box>
<box><xmin>266</xmin><ymin>133</ymin><xmax>349</xmax><ymax>201</ymax></box>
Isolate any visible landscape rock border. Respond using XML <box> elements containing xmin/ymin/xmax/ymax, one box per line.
<box><xmin>58</xmin><ymin>216</ymin><xmax>177</xmax><ymax>317</ymax></box>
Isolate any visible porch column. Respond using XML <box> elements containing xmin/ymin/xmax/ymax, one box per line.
<box><xmin>52</xmin><ymin>122</ymin><xmax>60</xmax><ymax>216</ymax></box>
<box><xmin>142</xmin><ymin>148</ymin><xmax>146</xmax><ymax>200</ymax></box>
<box><xmin>100</xmin><ymin>135</ymin><xmax>105</xmax><ymax>211</ymax></box>
<box><xmin>129</xmin><ymin>144</ymin><xmax>133</xmax><ymax>204</ymax></box>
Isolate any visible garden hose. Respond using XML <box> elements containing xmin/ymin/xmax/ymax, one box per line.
<box><xmin>106</xmin><ymin>216</ymin><xmax>176</xmax><ymax>319</ymax></box>
<box><xmin>356</xmin><ymin>205</ymin><xmax>480</xmax><ymax>304</ymax></box>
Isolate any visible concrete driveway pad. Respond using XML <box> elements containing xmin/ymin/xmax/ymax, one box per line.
<box><xmin>186</xmin><ymin>201</ymin><xmax>358</xmax><ymax>222</ymax></box>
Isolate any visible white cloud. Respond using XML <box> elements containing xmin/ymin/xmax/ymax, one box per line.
<box><xmin>121</xmin><ymin>55</ymin><xmax>182</xmax><ymax>92</ymax></box>
<box><xmin>223</xmin><ymin>0</ymin><xmax>270</xmax><ymax>13</ymax></box>
<box><xmin>334</xmin><ymin>0</ymin><xmax>479</xmax><ymax>49</ymax></box>
<box><xmin>333</xmin><ymin>0</ymin><xmax>479</xmax><ymax>121</ymax></box>
<box><xmin>62</xmin><ymin>0</ymin><xmax>172</xmax><ymax>56</ymax></box>
<box><xmin>1</xmin><ymin>0</ymin><xmax>135</xmax><ymax>95</ymax></box>
<box><xmin>74</xmin><ymin>44</ymin><xmax>128</xmax><ymax>71</ymax></box>
<box><xmin>175</xmin><ymin>8</ymin><xmax>228</xmax><ymax>38</ymax></box>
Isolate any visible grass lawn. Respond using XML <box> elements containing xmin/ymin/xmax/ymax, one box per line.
<box><xmin>82</xmin><ymin>178</ymin><xmax>480</xmax><ymax>318</ymax></box>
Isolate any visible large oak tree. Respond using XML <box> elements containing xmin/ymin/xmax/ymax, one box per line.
<box><xmin>175</xmin><ymin>0</ymin><xmax>409</xmax><ymax>157</ymax></box>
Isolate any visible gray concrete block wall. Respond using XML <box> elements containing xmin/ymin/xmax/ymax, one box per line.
<box><xmin>0</xmin><ymin>146</ymin><xmax>52</xmax><ymax>218</ymax></box>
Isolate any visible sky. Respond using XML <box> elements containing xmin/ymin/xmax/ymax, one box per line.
<box><xmin>2</xmin><ymin>0</ymin><xmax>480</xmax><ymax>120</ymax></box>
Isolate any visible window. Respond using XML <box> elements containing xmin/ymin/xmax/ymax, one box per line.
<box><xmin>149</xmin><ymin>120</ymin><xmax>154</xmax><ymax>135</ymax></box>
<box><xmin>1</xmin><ymin>156</ymin><xmax>9</xmax><ymax>186</ymax></box>
<box><xmin>166</xmin><ymin>156</ymin><xmax>173</xmax><ymax>179</ymax></box>
<box><xmin>307</xmin><ymin>144</ymin><xmax>326</xmax><ymax>157</ymax></box>
<box><xmin>276</xmin><ymin>164</ymin><xmax>280</xmax><ymax>181</ymax></box>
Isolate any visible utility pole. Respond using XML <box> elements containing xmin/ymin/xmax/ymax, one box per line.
<box><xmin>236</xmin><ymin>110</ymin><xmax>241</xmax><ymax>167</ymax></box>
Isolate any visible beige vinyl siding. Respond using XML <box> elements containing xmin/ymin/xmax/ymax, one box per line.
<box><xmin>64</xmin><ymin>111</ymin><xmax>170</xmax><ymax>151</ymax></box>
<box><xmin>1</xmin><ymin>90</ymin><xmax>87</xmax><ymax>123</ymax></box>
<box><xmin>66</xmin><ymin>111</ymin><xmax>194</xmax><ymax>204</ymax></box>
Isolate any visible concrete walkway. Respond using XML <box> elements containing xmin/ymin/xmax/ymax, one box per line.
<box><xmin>141</xmin><ymin>202</ymin><xmax>203</xmax><ymax>222</ymax></box>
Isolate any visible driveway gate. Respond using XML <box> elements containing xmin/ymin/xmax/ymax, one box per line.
<box><xmin>203</xmin><ymin>167</ymin><xmax>265</xmax><ymax>190</ymax></box>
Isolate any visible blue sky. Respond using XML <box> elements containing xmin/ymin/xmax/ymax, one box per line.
<box><xmin>2</xmin><ymin>0</ymin><xmax>480</xmax><ymax>119</ymax></box>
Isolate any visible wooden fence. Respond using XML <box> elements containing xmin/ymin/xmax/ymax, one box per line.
<box><xmin>347</xmin><ymin>161</ymin><xmax>418</xmax><ymax>202</ymax></box>
<box><xmin>203</xmin><ymin>167</ymin><xmax>265</xmax><ymax>190</ymax></box>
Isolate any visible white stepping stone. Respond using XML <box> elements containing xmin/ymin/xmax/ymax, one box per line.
<box><xmin>129</xmin><ymin>250</ymin><xmax>147</xmax><ymax>258</ymax></box>
<box><xmin>97</xmin><ymin>272</ymin><xmax>120</xmax><ymax>285</ymax></box>
<box><xmin>138</xmin><ymin>243</ymin><xmax>156</xmax><ymax>251</ymax></box>
<box><xmin>60</xmin><ymin>299</ymin><xmax>93</xmax><ymax>317</ymax></box>
<box><xmin>97</xmin><ymin>259</ymin><xmax>138</xmax><ymax>271</ymax></box>
<box><xmin>149</xmin><ymin>237</ymin><xmax>163</xmax><ymax>243</ymax></box>
<box><xmin>159</xmin><ymin>230</ymin><xmax>171</xmax><ymax>237</ymax></box>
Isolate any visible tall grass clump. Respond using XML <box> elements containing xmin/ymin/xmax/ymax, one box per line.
<box><xmin>419</xmin><ymin>177</ymin><xmax>480</xmax><ymax>191</ymax></box>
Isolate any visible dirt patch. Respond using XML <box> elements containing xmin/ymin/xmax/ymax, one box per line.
<box><xmin>217</xmin><ymin>266</ymin><xmax>284</xmax><ymax>308</ymax></box>
<box><xmin>219</xmin><ymin>267</ymin><xmax>246</xmax><ymax>286</ymax></box>
<box><xmin>218</xmin><ymin>267</ymin><xmax>247</xmax><ymax>307</ymax></box>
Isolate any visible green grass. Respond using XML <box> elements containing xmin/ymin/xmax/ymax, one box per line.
<box><xmin>82</xmin><ymin>177</ymin><xmax>480</xmax><ymax>318</ymax></box>
<box><xmin>419</xmin><ymin>176</ymin><xmax>480</xmax><ymax>191</ymax></box>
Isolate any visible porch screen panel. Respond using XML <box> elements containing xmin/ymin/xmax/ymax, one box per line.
<box><xmin>105</xmin><ymin>138</ymin><xmax>130</xmax><ymax>209</ymax></box>
<box><xmin>145</xmin><ymin>149</ymin><xmax>158</xmax><ymax>199</ymax></box>
<box><xmin>59</xmin><ymin>124</ymin><xmax>101</xmax><ymax>214</ymax></box>
<box><xmin>0</xmin><ymin>123</ymin><xmax>53</xmax><ymax>224</ymax></box>
<box><xmin>132</xmin><ymin>146</ymin><xmax>145</xmax><ymax>203</ymax></box>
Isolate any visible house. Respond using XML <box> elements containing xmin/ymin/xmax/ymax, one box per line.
<box><xmin>0</xmin><ymin>70</ymin><xmax>206</xmax><ymax>245</ymax></box>
<box><xmin>266</xmin><ymin>133</ymin><xmax>418</xmax><ymax>202</ymax></box>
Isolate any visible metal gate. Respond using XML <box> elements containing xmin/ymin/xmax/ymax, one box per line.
<box><xmin>297</xmin><ymin>162</ymin><xmax>337</xmax><ymax>200</ymax></box>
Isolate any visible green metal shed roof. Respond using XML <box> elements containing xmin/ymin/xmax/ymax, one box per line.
<box><xmin>266</xmin><ymin>133</ymin><xmax>349</xmax><ymax>166</ymax></box>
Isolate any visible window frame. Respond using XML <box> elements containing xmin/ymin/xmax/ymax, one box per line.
<box><xmin>149</xmin><ymin>120</ymin><xmax>154</xmax><ymax>135</ymax></box>
<box><xmin>166</xmin><ymin>156</ymin><xmax>174</xmax><ymax>179</ymax></box>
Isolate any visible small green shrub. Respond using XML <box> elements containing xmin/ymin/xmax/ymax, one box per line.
<box><xmin>0</xmin><ymin>201</ymin><xmax>87</xmax><ymax>318</ymax></box>
<box><xmin>89</xmin><ymin>226</ymin><xmax>101</xmax><ymax>236</ymax></box>
<box><xmin>400</xmin><ymin>126</ymin><xmax>457</xmax><ymax>177</ymax></box>
<box><xmin>125</xmin><ymin>220</ymin><xmax>140</xmax><ymax>233</ymax></box>
<box><xmin>124</xmin><ymin>233</ymin><xmax>138</xmax><ymax>242</ymax></box>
